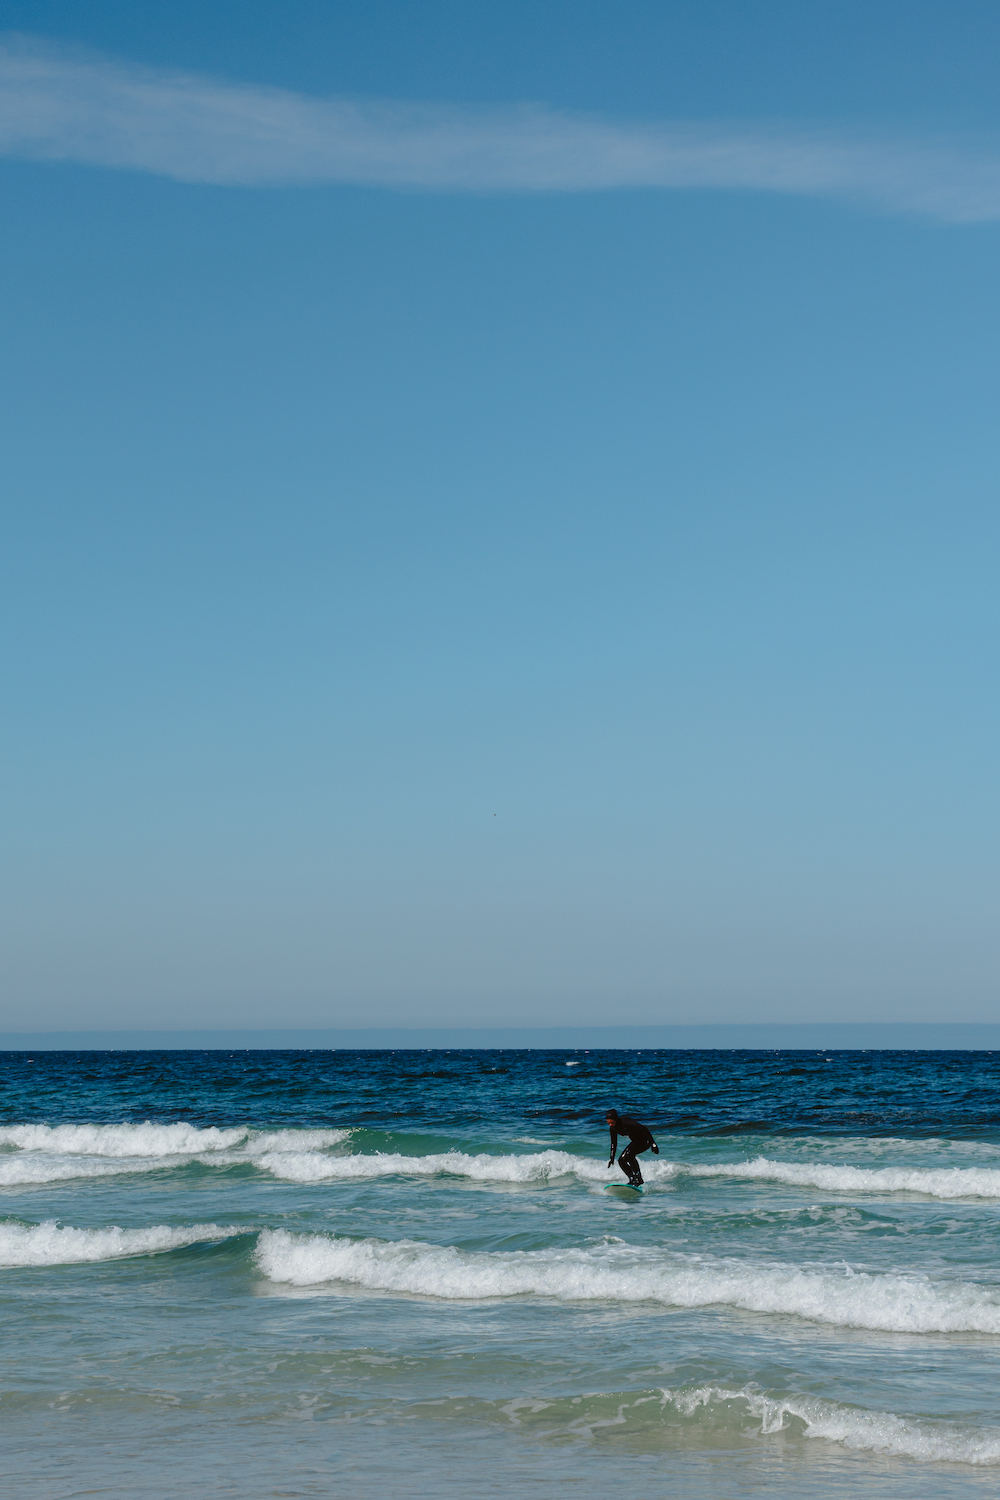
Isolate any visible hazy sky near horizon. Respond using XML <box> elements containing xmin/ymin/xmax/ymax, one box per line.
<box><xmin>3</xmin><ymin>1</ymin><xmax>1000</xmax><ymax>1031</ymax></box>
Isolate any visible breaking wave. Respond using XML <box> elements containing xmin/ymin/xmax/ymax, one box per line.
<box><xmin>256</xmin><ymin>1229</ymin><xmax>1000</xmax><ymax>1333</ymax></box>
<box><xmin>0</xmin><ymin>1123</ymin><xmax>349</xmax><ymax>1186</ymax></box>
<box><xmin>658</xmin><ymin>1386</ymin><xmax>1000</xmax><ymax>1465</ymax></box>
<box><xmin>258</xmin><ymin>1145</ymin><xmax>1000</xmax><ymax>1201</ymax></box>
<box><xmin>7</xmin><ymin>1121</ymin><xmax>1000</xmax><ymax>1203</ymax></box>
<box><xmin>256</xmin><ymin>1147</ymin><xmax>610</xmax><ymax>1185</ymax></box>
<box><xmin>0</xmin><ymin>1123</ymin><xmax>248</xmax><ymax>1156</ymax></box>
<box><xmin>488</xmin><ymin>1383</ymin><xmax>1000</xmax><ymax>1464</ymax></box>
<box><xmin>684</xmin><ymin>1157</ymin><xmax>1000</xmax><ymax>1200</ymax></box>
<box><xmin>0</xmin><ymin>1219</ymin><xmax>243</xmax><ymax>1268</ymax></box>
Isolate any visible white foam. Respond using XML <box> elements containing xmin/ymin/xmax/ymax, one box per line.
<box><xmin>0</xmin><ymin>1123</ymin><xmax>251</xmax><ymax>1157</ymax></box>
<box><xmin>245</xmin><ymin>1130</ymin><xmax>348</xmax><ymax>1155</ymax></box>
<box><xmin>0</xmin><ymin>1157</ymin><xmax>142</xmax><ymax>1188</ymax></box>
<box><xmin>7</xmin><ymin>1122</ymin><xmax>1000</xmax><ymax>1203</ymax></box>
<box><xmin>256</xmin><ymin>1229</ymin><xmax>1000</xmax><ymax>1333</ymax></box>
<box><xmin>0</xmin><ymin>1123</ymin><xmax>350</xmax><ymax>1187</ymax></box>
<box><xmin>256</xmin><ymin>1143</ymin><xmax>1000</xmax><ymax>1198</ymax></box>
<box><xmin>0</xmin><ymin>1220</ymin><xmax>243</xmax><ymax>1268</ymax></box>
<box><xmin>257</xmin><ymin>1148</ymin><xmax>617</xmax><ymax>1185</ymax></box>
<box><xmin>663</xmin><ymin>1385</ymin><xmax>1000</xmax><ymax>1465</ymax></box>
<box><xmin>685</xmin><ymin>1156</ymin><xmax>1000</xmax><ymax>1200</ymax></box>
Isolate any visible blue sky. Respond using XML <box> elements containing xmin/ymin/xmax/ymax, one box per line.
<box><xmin>2</xmin><ymin>2</ymin><xmax>1000</xmax><ymax>1030</ymax></box>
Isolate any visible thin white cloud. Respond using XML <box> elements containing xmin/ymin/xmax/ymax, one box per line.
<box><xmin>2</xmin><ymin>35</ymin><xmax>1000</xmax><ymax>220</ymax></box>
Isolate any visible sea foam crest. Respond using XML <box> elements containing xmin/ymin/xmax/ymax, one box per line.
<box><xmin>257</xmin><ymin>1148</ymin><xmax>619</xmax><ymax>1185</ymax></box>
<box><xmin>0</xmin><ymin>1123</ymin><xmax>251</xmax><ymax>1157</ymax></box>
<box><xmin>256</xmin><ymin>1229</ymin><xmax>1000</xmax><ymax>1333</ymax></box>
<box><xmin>0</xmin><ymin>1220</ymin><xmax>243</xmax><ymax>1268</ymax></box>
<box><xmin>0</xmin><ymin>1123</ymin><xmax>350</xmax><ymax>1187</ymax></box>
<box><xmin>8</xmin><ymin>1123</ymin><xmax>1000</xmax><ymax>1201</ymax></box>
<box><xmin>0</xmin><ymin>1156</ymin><xmax>141</xmax><ymax>1188</ymax></box>
<box><xmin>685</xmin><ymin>1157</ymin><xmax>1000</xmax><ymax>1200</ymax></box>
<box><xmin>661</xmin><ymin>1385</ymin><xmax>1000</xmax><ymax>1465</ymax></box>
<box><xmin>258</xmin><ymin>1146</ymin><xmax>1000</xmax><ymax>1199</ymax></box>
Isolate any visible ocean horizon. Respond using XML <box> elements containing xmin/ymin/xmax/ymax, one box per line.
<box><xmin>4</xmin><ymin>1021</ymin><xmax>1000</xmax><ymax>1050</ymax></box>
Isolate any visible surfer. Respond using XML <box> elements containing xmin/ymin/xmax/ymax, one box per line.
<box><xmin>606</xmin><ymin>1109</ymin><xmax>658</xmax><ymax>1186</ymax></box>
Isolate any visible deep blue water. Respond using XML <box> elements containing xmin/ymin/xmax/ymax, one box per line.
<box><xmin>3</xmin><ymin>1048</ymin><xmax>1000</xmax><ymax>1498</ymax></box>
<box><xmin>7</xmin><ymin>1046</ymin><xmax>1000</xmax><ymax>1133</ymax></box>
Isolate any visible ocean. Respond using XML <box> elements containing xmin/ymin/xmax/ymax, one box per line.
<box><xmin>3</xmin><ymin>1047</ymin><xmax>1000</xmax><ymax>1498</ymax></box>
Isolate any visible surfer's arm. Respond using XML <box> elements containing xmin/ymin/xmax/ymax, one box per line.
<box><xmin>608</xmin><ymin>1128</ymin><xmax>617</xmax><ymax>1165</ymax></box>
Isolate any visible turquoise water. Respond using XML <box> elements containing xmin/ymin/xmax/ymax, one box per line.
<box><xmin>3</xmin><ymin>1048</ymin><xmax>1000</xmax><ymax>1497</ymax></box>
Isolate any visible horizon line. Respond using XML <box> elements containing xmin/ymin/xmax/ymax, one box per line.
<box><xmin>4</xmin><ymin>1022</ymin><xmax>1000</xmax><ymax>1052</ymax></box>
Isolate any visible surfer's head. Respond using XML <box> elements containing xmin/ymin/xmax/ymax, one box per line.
<box><xmin>606</xmin><ymin>1109</ymin><xmax>618</xmax><ymax>1122</ymax></box>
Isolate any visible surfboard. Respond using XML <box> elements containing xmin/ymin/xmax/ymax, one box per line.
<box><xmin>605</xmin><ymin>1181</ymin><xmax>643</xmax><ymax>1195</ymax></box>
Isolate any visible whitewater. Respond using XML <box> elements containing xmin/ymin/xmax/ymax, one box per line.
<box><xmin>256</xmin><ymin>1228</ymin><xmax>1000</xmax><ymax>1333</ymax></box>
<box><xmin>4</xmin><ymin>1047</ymin><xmax>1000</xmax><ymax>1500</ymax></box>
<box><xmin>9</xmin><ymin>1120</ymin><xmax>1000</xmax><ymax>1200</ymax></box>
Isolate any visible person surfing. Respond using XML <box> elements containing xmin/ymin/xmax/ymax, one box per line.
<box><xmin>606</xmin><ymin>1109</ymin><xmax>658</xmax><ymax>1187</ymax></box>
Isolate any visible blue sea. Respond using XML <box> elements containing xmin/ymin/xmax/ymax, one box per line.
<box><xmin>4</xmin><ymin>1048</ymin><xmax>1000</xmax><ymax>1498</ymax></box>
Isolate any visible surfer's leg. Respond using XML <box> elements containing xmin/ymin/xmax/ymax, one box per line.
<box><xmin>618</xmin><ymin>1145</ymin><xmax>639</xmax><ymax>1183</ymax></box>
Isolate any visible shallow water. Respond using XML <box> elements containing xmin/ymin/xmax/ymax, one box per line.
<box><xmin>3</xmin><ymin>1047</ymin><xmax>1000</xmax><ymax>1497</ymax></box>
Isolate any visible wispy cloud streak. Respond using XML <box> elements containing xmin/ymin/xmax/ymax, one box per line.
<box><xmin>2</xmin><ymin>36</ymin><xmax>1000</xmax><ymax>220</ymax></box>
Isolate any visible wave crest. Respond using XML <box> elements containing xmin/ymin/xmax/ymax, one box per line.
<box><xmin>687</xmin><ymin>1156</ymin><xmax>1000</xmax><ymax>1200</ymax></box>
<box><xmin>6</xmin><ymin>1123</ymin><xmax>1000</xmax><ymax>1202</ymax></box>
<box><xmin>0</xmin><ymin>1220</ymin><xmax>243</xmax><ymax>1267</ymax></box>
<box><xmin>661</xmin><ymin>1385</ymin><xmax>1000</xmax><ymax>1465</ymax></box>
<box><xmin>260</xmin><ymin>1146</ymin><xmax>1000</xmax><ymax>1201</ymax></box>
<box><xmin>257</xmin><ymin>1147</ymin><xmax>610</xmax><ymax>1185</ymax></box>
<box><xmin>256</xmin><ymin>1229</ymin><xmax>1000</xmax><ymax>1333</ymax></box>
<box><xmin>0</xmin><ymin>1123</ymin><xmax>350</xmax><ymax>1186</ymax></box>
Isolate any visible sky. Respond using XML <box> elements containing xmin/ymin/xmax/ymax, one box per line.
<box><xmin>2</xmin><ymin>1</ymin><xmax>1000</xmax><ymax>1032</ymax></box>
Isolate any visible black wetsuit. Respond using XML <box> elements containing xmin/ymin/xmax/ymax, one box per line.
<box><xmin>609</xmin><ymin>1115</ymin><xmax>657</xmax><ymax>1185</ymax></box>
